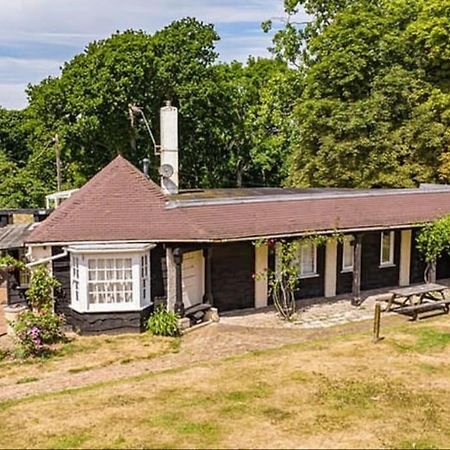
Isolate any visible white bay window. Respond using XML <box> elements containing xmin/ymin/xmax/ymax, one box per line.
<box><xmin>69</xmin><ymin>243</ymin><xmax>154</xmax><ymax>313</ymax></box>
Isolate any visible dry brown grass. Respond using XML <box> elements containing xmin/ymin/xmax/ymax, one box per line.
<box><xmin>0</xmin><ymin>332</ymin><xmax>178</xmax><ymax>382</ymax></box>
<box><xmin>0</xmin><ymin>317</ymin><xmax>449</xmax><ymax>449</ymax></box>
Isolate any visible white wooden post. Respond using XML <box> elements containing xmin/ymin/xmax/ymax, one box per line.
<box><xmin>324</xmin><ymin>239</ymin><xmax>337</xmax><ymax>298</ymax></box>
<box><xmin>399</xmin><ymin>230</ymin><xmax>412</xmax><ymax>287</ymax></box>
<box><xmin>255</xmin><ymin>244</ymin><xmax>268</xmax><ymax>308</ymax></box>
<box><xmin>166</xmin><ymin>247</ymin><xmax>177</xmax><ymax>311</ymax></box>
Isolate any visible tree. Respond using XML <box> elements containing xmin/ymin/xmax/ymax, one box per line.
<box><xmin>25</xmin><ymin>19</ymin><xmax>225</xmax><ymax>189</ymax></box>
<box><xmin>416</xmin><ymin>214</ymin><xmax>450</xmax><ymax>282</ymax></box>
<box><xmin>211</xmin><ymin>58</ymin><xmax>299</xmax><ymax>187</ymax></box>
<box><xmin>1</xmin><ymin>17</ymin><xmax>293</xmax><ymax>207</ymax></box>
<box><xmin>0</xmin><ymin>108</ymin><xmax>32</xmax><ymax>164</ymax></box>
<box><xmin>0</xmin><ymin>151</ymin><xmax>48</xmax><ymax>208</ymax></box>
<box><xmin>267</xmin><ymin>0</ymin><xmax>450</xmax><ymax>188</ymax></box>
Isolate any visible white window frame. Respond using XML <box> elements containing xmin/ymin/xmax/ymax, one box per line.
<box><xmin>87</xmin><ymin>256</ymin><xmax>135</xmax><ymax>310</ymax></box>
<box><xmin>380</xmin><ymin>231</ymin><xmax>395</xmax><ymax>267</ymax></box>
<box><xmin>298</xmin><ymin>242</ymin><xmax>318</xmax><ymax>279</ymax></box>
<box><xmin>71</xmin><ymin>255</ymin><xmax>80</xmax><ymax>303</ymax></box>
<box><xmin>342</xmin><ymin>235</ymin><xmax>354</xmax><ymax>272</ymax></box>
<box><xmin>68</xmin><ymin>244</ymin><xmax>153</xmax><ymax>313</ymax></box>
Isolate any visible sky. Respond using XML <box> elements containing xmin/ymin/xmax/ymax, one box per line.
<box><xmin>0</xmin><ymin>0</ymin><xmax>308</xmax><ymax>110</ymax></box>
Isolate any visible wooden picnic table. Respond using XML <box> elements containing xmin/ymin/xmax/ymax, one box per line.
<box><xmin>385</xmin><ymin>283</ymin><xmax>450</xmax><ymax>319</ymax></box>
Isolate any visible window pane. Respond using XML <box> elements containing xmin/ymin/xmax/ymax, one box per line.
<box><xmin>86</xmin><ymin>256</ymin><xmax>141</xmax><ymax>306</ymax></box>
<box><xmin>300</xmin><ymin>243</ymin><xmax>315</xmax><ymax>275</ymax></box>
<box><xmin>382</xmin><ymin>233</ymin><xmax>391</xmax><ymax>263</ymax></box>
<box><xmin>343</xmin><ymin>236</ymin><xmax>354</xmax><ymax>269</ymax></box>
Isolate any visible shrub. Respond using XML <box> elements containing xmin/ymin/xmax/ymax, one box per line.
<box><xmin>13</xmin><ymin>310</ymin><xmax>66</xmax><ymax>358</ymax></box>
<box><xmin>147</xmin><ymin>305</ymin><xmax>180</xmax><ymax>337</ymax></box>
<box><xmin>11</xmin><ymin>264</ymin><xmax>67</xmax><ymax>359</ymax></box>
<box><xmin>26</xmin><ymin>265</ymin><xmax>61</xmax><ymax>312</ymax></box>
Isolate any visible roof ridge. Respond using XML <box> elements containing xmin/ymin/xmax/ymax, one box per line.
<box><xmin>26</xmin><ymin>155</ymin><xmax>173</xmax><ymax>243</ymax></box>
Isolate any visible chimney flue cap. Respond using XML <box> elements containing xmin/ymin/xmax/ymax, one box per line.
<box><xmin>142</xmin><ymin>158</ymin><xmax>150</xmax><ymax>179</ymax></box>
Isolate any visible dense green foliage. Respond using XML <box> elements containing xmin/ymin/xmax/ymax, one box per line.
<box><xmin>26</xmin><ymin>265</ymin><xmax>61</xmax><ymax>311</ymax></box>
<box><xmin>0</xmin><ymin>18</ymin><xmax>295</xmax><ymax>208</ymax></box>
<box><xmin>0</xmin><ymin>255</ymin><xmax>27</xmax><ymax>273</ymax></box>
<box><xmin>2</xmin><ymin>3</ymin><xmax>450</xmax><ymax>207</ymax></box>
<box><xmin>266</xmin><ymin>0</ymin><xmax>450</xmax><ymax>188</ymax></box>
<box><xmin>147</xmin><ymin>305</ymin><xmax>180</xmax><ymax>337</ymax></box>
<box><xmin>416</xmin><ymin>215</ymin><xmax>450</xmax><ymax>263</ymax></box>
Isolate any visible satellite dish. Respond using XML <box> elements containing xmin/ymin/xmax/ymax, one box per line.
<box><xmin>162</xmin><ymin>177</ymin><xmax>178</xmax><ymax>195</ymax></box>
<box><xmin>159</xmin><ymin>164</ymin><xmax>174</xmax><ymax>178</ymax></box>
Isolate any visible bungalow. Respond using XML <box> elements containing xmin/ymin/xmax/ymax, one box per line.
<box><xmin>0</xmin><ymin>209</ymin><xmax>49</xmax><ymax>307</ymax></box>
<box><xmin>21</xmin><ymin>103</ymin><xmax>450</xmax><ymax>334</ymax></box>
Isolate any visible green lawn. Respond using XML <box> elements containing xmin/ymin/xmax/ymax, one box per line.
<box><xmin>0</xmin><ymin>317</ymin><xmax>449</xmax><ymax>449</ymax></box>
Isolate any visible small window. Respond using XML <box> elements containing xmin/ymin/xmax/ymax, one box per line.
<box><xmin>298</xmin><ymin>242</ymin><xmax>317</xmax><ymax>278</ymax></box>
<box><xmin>380</xmin><ymin>231</ymin><xmax>395</xmax><ymax>266</ymax></box>
<box><xmin>342</xmin><ymin>235</ymin><xmax>354</xmax><ymax>272</ymax></box>
<box><xmin>71</xmin><ymin>255</ymin><xmax>80</xmax><ymax>303</ymax></box>
<box><xmin>141</xmin><ymin>253</ymin><xmax>149</xmax><ymax>302</ymax></box>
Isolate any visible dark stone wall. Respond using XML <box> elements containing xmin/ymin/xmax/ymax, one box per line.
<box><xmin>52</xmin><ymin>247</ymin><xmax>72</xmax><ymax>319</ymax></box>
<box><xmin>406</xmin><ymin>227</ymin><xmax>450</xmax><ymax>282</ymax></box>
<box><xmin>6</xmin><ymin>277</ymin><xmax>23</xmax><ymax>305</ymax></box>
<box><xmin>6</xmin><ymin>249</ymin><xmax>24</xmax><ymax>305</ymax></box>
<box><xmin>151</xmin><ymin>244</ymin><xmax>167</xmax><ymax>304</ymax></box>
<box><xmin>410</xmin><ymin>229</ymin><xmax>427</xmax><ymax>284</ymax></box>
<box><xmin>0</xmin><ymin>215</ymin><xmax>9</xmax><ymax>227</ymax></box>
<box><xmin>336</xmin><ymin>240</ymin><xmax>353</xmax><ymax>295</ymax></box>
<box><xmin>295</xmin><ymin>245</ymin><xmax>325</xmax><ymax>299</ymax></box>
<box><xmin>437</xmin><ymin>253</ymin><xmax>450</xmax><ymax>280</ymax></box>
<box><xmin>211</xmin><ymin>242</ymin><xmax>255</xmax><ymax>312</ymax></box>
<box><xmin>361</xmin><ymin>231</ymin><xmax>400</xmax><ymax>290</ymax></box>
<box><xmin>70</xmin><ymin>307</ymin><xmax>152</xmax><ymax>335</ymax></box>
<box><xmin>337</xmin><ymin>231</ymin><xmax>401</xmax><ymax>294</ymax></box>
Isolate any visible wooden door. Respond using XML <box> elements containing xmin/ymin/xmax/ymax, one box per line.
<box><xmin>182</xmin><ymin>250</ymin><xmax>205</xmax><ymax>308</ymax></box>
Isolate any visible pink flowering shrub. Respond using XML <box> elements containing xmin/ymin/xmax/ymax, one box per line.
<box><xmin>13</xmin><ymin>310</ymin><xmax>66</xmax><ymax>358</ymax></box>
<box><xmin>12</xmin><ymin>265</ymin><xmax>66</xmax><ymax>358</ymax></box>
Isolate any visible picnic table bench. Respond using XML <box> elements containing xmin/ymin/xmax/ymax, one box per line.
<box><xmin>385</xmin><ymin>283</ymin><xmax>450</xmax><ymax>320</ymax></box>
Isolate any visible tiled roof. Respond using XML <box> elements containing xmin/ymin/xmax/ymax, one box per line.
<box><xmin>0</xmin><ymin>223</ymin><xmax>36</xmax><ymax>250</ymax></box>
<box><xmin>26</xmin><ymin>155</ymin><xmax>450</xmax><ymax>244</ymax></box>
<box><xmin>26</xmin><ymin>155</ymin><xmax>204</xmax><ymax>243</ymax></box>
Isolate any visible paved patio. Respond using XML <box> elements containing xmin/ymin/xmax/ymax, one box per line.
<box><xmin>220</xmin><ymin>283</ymin><xmax>450</xmax><ymax>329</ymax></box>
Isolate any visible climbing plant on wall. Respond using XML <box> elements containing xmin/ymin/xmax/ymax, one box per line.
<box><xmin>416</xmin><ymin>215</ymin><xmax>450</xmax><ymax>281</ymax></box>
<box><xmin>255</xmin><ymin>233</ymin><xmax>342</xmax><ymax>320</ymax></box>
